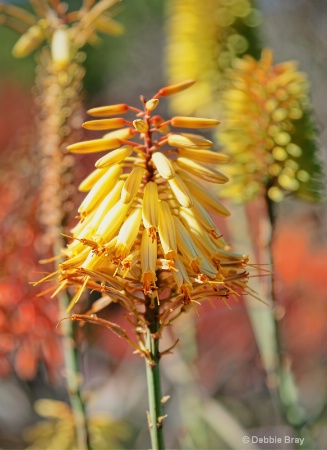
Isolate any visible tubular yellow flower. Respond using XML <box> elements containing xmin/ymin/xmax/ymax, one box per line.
<box><xmin>158</xmin><ymin>201</ymin><xmax>177</xmax><ymax>258</ymax></box>
<box><xmin>181</xmin><ymin>175</ymin><xmax>230</xmax><ymax>217</ymax></box>
<box><xmin>152</xmin><ymin>152</ymin><xmax>176</xmax><ymax>180</ymax></box>
<box><xmin>103</xmin><ymin>127</ymin><xmax>135</xmax><ymax>141</ymax></box>
<box><xmin>115</xmin><ymin>208</ymin><xmax>142</xmax><ymax>259</ymax></box>
<box><xmin>157</xmin><ymin>80</ymin><xmax>195</xmax><ymax>97</ymax></box>
<box><xmin>95</xmin><ymin>146</ymin><xmax>133</xmax><ymax>168</ymax></box>
<box><xmin>177</xmin><ymin>147</ymin><xmax>230</xmax><ymax>165</ymax></box>
<box><xmin>82</xmin><ymin>118</ymin><xmax>126</xmax><ymax>131</ymax></box>
<box><xmin>94</xmin><ymin>201</ymin><xmax>130</xmax><ymax>245</ymax></box>
<box><xmin>171</xmin><ymin>116</ymin><xmax>220</xmax><ymax>128</ymax></box>
<box><xmin>173</xmin><ymin>216</ymin><xmax>202</xmax><ymax>272</ymax></box>
<box><xmin>87</xmin><ymin>104</ymin><xmax>129</xmax><ymax>117</ymax></box>
<box><xmin>67</xmin><ymin>137</ymin><xmax>121</xmax><ymax>154</ymax></box>
<box><xmin>168</xmin><ymin>133</ymin><xmax>213</xmax><ymax>149</ymax></box>
<box><xmin>168</xmin><ymin>175</ymin><xmax>194</xmax><ymax>208</ymax></box>
<box><xmin>176</xmin><ymin>157</ymin><xmax>229</xmax><ymax>184</ymax></box>
<box><xmin>142</xmin><ymin>182</ymin><xmax>159</xmax><ymax>240</ymax></box>
<box><xmin>120</xmin><ymin>167</ymin><xmax>145</xmax><ymax>204</ymax></box>
<box><xmin>141</xmin><ymin>230</ymin><xmax>157</xmax><ymax>294</ymax></box>
<box><xmin>78</xmin><ymin>164</ymin><xmax>122</xmax><ymax>215</ymax></box>
<box><xmin>78</xmin><ymin>168</ymin><xmax>107</xmax><ymax>192</ymax></box>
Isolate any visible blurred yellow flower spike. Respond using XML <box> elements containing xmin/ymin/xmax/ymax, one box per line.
<box><xmin>218</xmin><ymin>49</ymin><xmax>322</xmax><ymax>202</ymax></box>
<box><xmin>42</xmin><ymin>81</ymin><xmax>249</xmax><ymax>349</ymax></box>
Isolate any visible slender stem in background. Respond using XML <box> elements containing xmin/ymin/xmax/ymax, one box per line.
<box><xmin>144</xmin><ymin>294</ymin><xmax>165</xmax><ymax>450</ymax></box>
<box><xmin>264</xmin><ymin>189</ymin><xmax>313</xmax><ymax>449</ymax></box>
<box><xmin>54</xmin><ymin>237</ymin><xmax>92</xmax><ymax>450</ymax></box>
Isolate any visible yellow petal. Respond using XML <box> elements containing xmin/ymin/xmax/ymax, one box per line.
<box><xmin>158</xmin><ymin>201</ymin><xmax>177</xmax><ymax>257</ymax></box>
<box><xmin>171</xmin><ymin>116</ymin><xmax>220</xmax><ymax>128</ymax></box>
<box><xmin>94</xmin><ymin>201</ymin><xmax>130</xmax><ymax>244</ymax></box>
<box><xmin>146</xmin><ymin>99</ymin><xmax>159</xmax><ymax>111</ymax></box>
<box><xmin>121</xmin><ymin>167</ymin><xmax>145</xmax><ymax>204</ymax></box>
<box><xmin>178</xmin><ymin>147</ymin><xmax>230</xmax><ymax>165</ymax></box>
<box><xmin>152</xmin><ymin>152</ymin><xmax>176</xmax><ymax>180</ymax></box>
<box><xmin>142</xmin><ymin>181</ymin><xmax>159</xmax><ymax>238</ymax></box>
<box><xmin>157</xmin><ymin>80</ymin><xmax>195</xmax><ymax>97</ymax></box>
<box><xmin>78</xmin><ymin>165</ymin><xmax>122</xmax><ymax>215</ymax></box>
<box><xmin>82</xmin><ymin>118</ymin><xmax>126</xmax><ymax>131</ymax></box>
<box><xmin>87</xmin><ymin>104</ymin><xmax>128</xmax><ymax>117</ymax></box>
<box><xmin>67</xmin><ymin>138</ymin><xmax>121</xmax><ymax>154</ymax></box>
<box><xmin>141</xmin><ymin>230</ymin><xmax>157</xmax><ymax>276</ymax></box>
<box><xmin>95</xmin><ymin>145</ymin><xmax>133</xmax><ymax>168</ymax></box>
<box><xmin>78</xmin><ymin>168</ymin><xmax>107</xmax><ymax>192</ymax></box>
<box><xmin>168</xmin><ymin>176</ymin><xmax>194</xmax><ymax>208</ymax></box>
<box><xmin>168</xmin><ymin>133</ymin><xmax>213</xmax><ymax>149</ymax></box>
<box><xmin>116</xmin><ymin>208</ymin><xmax>142</xmax><ymax>259</ymax></box>
<box><xmin>177</xmin><ymin>157</ymin><xmax>229</xmax><ymax>183</ymax></box>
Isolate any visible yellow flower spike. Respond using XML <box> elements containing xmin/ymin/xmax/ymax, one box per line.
<box><xmin>133</xmin><ymin>119</ymin><xmax>149</xmax><ymax>133</ymax></box>
<box><xmin>12</xmin><ymin>24</ymin><xmax>45</xmax><ymax>58</ymax></box>
<box><xmin>95</xmin><ymin>146</ymin><xmax>133</xmax><ymax>168</ymax></box>
<box><xmin>168</xmin><ymin>133</ymin><xmax>213</xmax><ymax>149</ymax></box>
<box><xmin>176</xmin><ymin>157</ymin><xmax>229</xmax><ymax>184</ymax></box>
<box><xmin>171</xmin><ymin>116</ymin><xmax>220</xmax><ymax>128</ymax></box>
<box><xmin>181</xmin><ymin>175</ymin><xmax>230</xmax><ymax>217</ymax></box>
<box><xmin>78</xmin><ymin>164</ymin><xmax>122</xmax><ymax>215</ymax></box>
<box><xmin>178</xmin><ymin>147</ymin><xmax>230</xmax><ymax>165</ymax></box>
<box><xmin>152</xmin><ymin>152</ymin><xmax>176</xmax><ymax>180</ymax></box>
<box><xmin>168</xmin><ymin>175</ymin><xmax>194</xmax><ymax>208</ymax></box>
<box><xmin>146</xmin><ymin>99</ymin><xmax>159</xmax><ymax>111</ymax></box>
<box><xmin>120</xmin><ymin>167</ymin><xmax>145</xmax><ymax>204</ymax></box>
<box><xmin>87</xmin><ymin>104</ymin><xmax>129</xmax><ymax>117</ymax></box>
<box><xmin>115</xmin><ymin>208</ymin><xmax>142</xmax><ymax>259</ymax></box>
<box><xmin>82</xmin><ymin>118</ymin><xmax>126</xmax><ymax>131</ymax></box>
<box><xmin>158</xmin><ymin>201</ymin><xmax>177</xmax><ymax>258</ymax></box>
<box><xmin>78</xmin><ymin>168</ymin><xmax>107</xmax><ymax>192</ymax></box>
<box><xmin>51</xmin><ymin>26</ymin><xmax>70</xmax><ymax>71</ymax></box>
<box><xmin>94</xmin><ymin>201</ymin><xmax>130</xmax><ymax>245</ymax></box>
<box><xmin>157</xmin><ymin>80</ymin><xmax>195</xmax><ymax>97</ymax></box>
<box><xmin>141</xmin><ymin>230</ymin><xmax>158</xmax><ymax>294</ymax></box>
<box><xmin>67</xmin><ymin>137</ymin><xmax>121</xmax><ymax>154</ymax></box>
<box><xmin>173</xmin><ymin>216</ymin><xmax>202</xmax><ymax>271</ymax></box>
<box><xmin>142</xmin><ymin>182</ymin><xmax>159</xmax><ymax>240</ymax></box>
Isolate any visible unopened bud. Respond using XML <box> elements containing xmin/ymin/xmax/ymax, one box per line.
<box><xmin>158</xmin><ymin>80</ymin><xmax>195</xmax><ymax>97</ymax></box>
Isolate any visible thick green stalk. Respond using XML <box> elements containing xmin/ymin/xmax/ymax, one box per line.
<box><xmin>144</xmin><ymin>295</ymin><xmax>165</xmax><ymax>450</ymax></box>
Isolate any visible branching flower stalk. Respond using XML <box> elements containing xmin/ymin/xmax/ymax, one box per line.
<box><xmin>1</xmin><ymin>1</ymin><xmax>124</xmax><ymax>449</ymax></box>
<box><xmin>36</xmin><ymin>80</ymin><xmax>250</xmax><ymax>449</ymax></box>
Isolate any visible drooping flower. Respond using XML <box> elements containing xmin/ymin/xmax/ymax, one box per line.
<box><xmin>38</xmin><ymin>81</ymin><xmax>249</xmax><ymax>346</ymax></box>
<box><xmin>217</xmin><ymin>49</ymin><xmax>323</xmax><ymax>203</ymax></box>
<box><xmin>165</xmin><ymin>0</ymin><xmax>262</xmax><ymax>116</ymax></box>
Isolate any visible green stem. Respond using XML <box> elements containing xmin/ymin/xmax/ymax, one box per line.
<box><xmin>55</xmin><ymin>239</ymin><xmax>92</xmax><ymax>450</ymax></box>
<box><xmin>144</xmin><ymin>295</ymin><xmax>165</xmax><ymax>450</ymax></box>
<box><xmin>265</xmin><ymin>189</ymin><xmax>312</xmax><ymax>449</ymax></box>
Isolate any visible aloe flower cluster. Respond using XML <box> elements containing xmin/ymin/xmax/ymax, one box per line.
<box><xmin>40</xmin><ymin>81</ymin><xmax>249</xmax><ymax>346</ymax></box>
<box><xmin>218</xmin><ymin>49</ymin><xmax>322</xmax><ymax>203</ymax></box>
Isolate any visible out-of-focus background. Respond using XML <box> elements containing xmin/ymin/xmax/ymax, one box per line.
<box><xmin>0</xmin><ymin>0</ymin><xmax>326</xmax><ymax>449</ymax></box>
